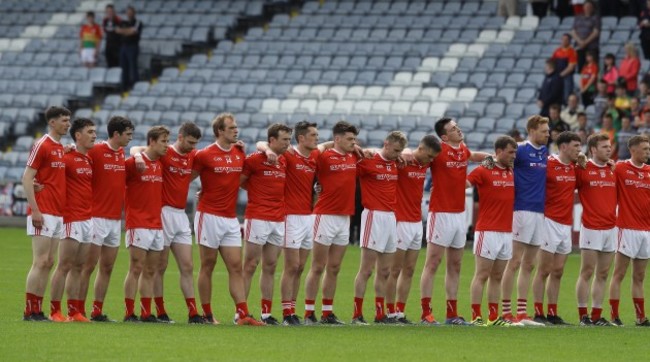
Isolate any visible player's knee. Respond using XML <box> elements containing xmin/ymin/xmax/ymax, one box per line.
<box><xmin>424</xmin><ymin>259</ymin><xmax>441</xmax><ymax>274</ymax></box>
<box><xmin>327</xmin><ymin>263</ymin><xmax>342</xmax><ymax>276</ymax></box>
<box><xmin>310</xmin><ymin>261</ymin><xmax>325</xmax><ymax>275</ymax></box>
<box><xmin>262</xmin><ymin>260</ymin><xmax>278</xmax><ymax>274</ymax></box>
<box><xmin>551</xmin><ymin>267</ymin><xmax>564</xmax><ymax>279</ymax></box>
<box><xmin>632</xmin><ymin>269</ymin><xmax>646</xmax><ymax>283</ymax></box>
<box><xmin>296</xmin><ymin>263</ymin><xmax>306</xmax><ymax>276</ymax></box>
<box><xmin>243</xmin><ymin>259</ymin><xmax>259</xmax><ymax>274</ymax></box>
<box><xmin>580</xmin><ymin>265</ymin><xmax>595</xmax><ymax>280</ymax></box>
<box><xmin>520</xmin><ymin>261</ymin><xmax>535</xmax><ymax>274</ymax></box>
<box><xmin>99</xmin><ymin>261</ymin><xmax>115</xmax><ymax>275</ymax></box>
<box><xmin>377</xmin><ymin>267</ymin><xmax>390</xmax><ymax>280</ymax></box>
<box><xmin>593</xmin><ymin>268</ymin><xmax>607</xmax><ymax>281</ymax></box>
<box><xmin>179</xmin><ymin>262</ymin><xmax>194</xmax><ymax>276</ymax></box>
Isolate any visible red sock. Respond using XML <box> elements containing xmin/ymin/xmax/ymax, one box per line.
<box><xmin>304</xmin><ymin>299</ymin><xmax>315</xmax><ymax>318</ymax></box>
<box><xmin>25</xmin><ymin>293</ymin><xmax>36</xmax><ymax>316</ymax></box>
<box><xmin>375</xmin><ymin>297</ymin><xmax>385</xmax><ymax>319</ymax></box>
<box><xmin>322</xmin><ymin>298</ymin><xmax>333</xmax><ymax>318</ymax></box>
<box><xmin>291</xmin><ymin>300</ymin><xmax>296</xmax><ymax>315</ymax></box>
<box><xmin>353</xmin><ymin>297</ymin><xmax>364</xmax><ymax>318</ymax></box>
<box><xmin>91</xmin><ymin>300</ymin><xmax>103</xmax><ymax>317</ymax></box>
<box><xmin>154</xmin><ymin>297</ymin><xmax>166</xmax><ymax>316</ymax></box>
<box><xmin>446</xmin><ymin>299</ymin><xmax>457</xmax><ymax>318</ymax></box>
<box><xmin>79</xmin><ymin>299</ymin><xmax>86</xmax><ymax>316</ymax></box>
<box><xmin>236</xmin><ymin>302</ymin><xmax>249</xmax><ymax>319</ymax></box>
<box><xmin>185</xmin><ymin>298</ymin><xmax>198</xmax><ymax>317</ymax></box>
<box><xmin>396</xmin><ymin>301</ymin><xmax>406</xmax><ymax>314</ymax></box>
<box><xmin>34</xmin><ymin>296</ymin><xmax>43</xmax><ymax>314</ymax></box>
<box><xmin>50</xmin><ymin>300</ymin><xmax>61</xmax><ymax>315</ymax></box>
<box><xmin>202</xmin><ymin>303</ymin><xmax>212</xmax><ymax>316</ymax></box>
<box><xmin>534</xmin><ymin>302</ymin><xmax>544</xmax><ymax>316</ymax></box>
<box><xmin>387</xmin><ymin>302</ymin><xmax>396</xmax><ymax>315</ymax></box>
<box><xmin>488</xmin><ymin>303</ymin><xmax>499</xmax><ymax>321</ymax></box>
<box><xmin>591</xmin><ymin>307</ymin><xmax>602</xmax><ymax>321</ymax></box>
<box><xmin>282</xmin><ymin>300</ymin><xmax>292</xmax><ymax>317</ymax></box>
<box><xmin>125</xmin><ymin>298</ymin><xmax>135</xmax><ymax>317</ymax></box>
<box><xmin>67</xmin><ymin>299</ymin><xmax>77</xmax><ymax>316</ymax></box>
<box><xmin>471</xmin><ymin>303</ymin><xmax>482</xmax><ymax>320</ymax></box>
<box><xmin>140</xmin><ymin>297</ymin><xmax>152</xmax><ymax>318</ymax></box>
<box><xmin>516</xmin><ymin>298</ymin><xmax>527</xmax><ymax>316</ymax></box>
<box><xmin>547</xmin><ymin>304</ymin><xmax>557</xmax><ymax>317</ymax></box>
<box><xmin>610</xmin><ymin>299</ymin><xmax>620</xmax><ymax>319</ymax></box>
<box><xmin>502</xmin><ymin>299</ymin><xmax>512</xmax><ymax>316</ymax></box>
<box><xmin>261</xmin><ymin>299</ymin><xmax>272</xmax><ymax>316</ymax></box>
<box><xmin>578</xmin><ymin>306</ymin><xmax>588</xmax><ymax>319</ymax></box>
<box><xmin>421</xmin><ymin>297</ymin><xmax>432</xmax><ymax>319</ymax></box>
<box><xmin>633</xmin><ymin>298</ymin><xmax>645</xmax><ymax>320</ymax></box>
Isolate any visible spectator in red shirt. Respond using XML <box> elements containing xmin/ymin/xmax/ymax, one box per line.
<box><xmin>619</xmin><ymin>43</ymin><xmax>641</xmax><ymax>95</ymax></box>
<box><xmin>552</xmin><ymin>34</ymin><xmax>579</xmax><ymax>104</ymax></box>
<box><xmin>580</xmin><ymin>50</ymin><xmax>599</xmax><ymax>106</ymax></box>
<box><xmin>602</xmin><ymin>53</ymin><xmax>619</xmax><ymax>95</ymax></box>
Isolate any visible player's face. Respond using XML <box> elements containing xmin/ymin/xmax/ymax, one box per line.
<box><xmin>497</xmin><ymin>144</ymin><xmax>517</xmax><ymax>168</ymax></box>
<box><xmin>220</xmin><ymin>118</ymin><xmax>239</xmax><ymax>144</ymax></box>
<box><xmin>270</xmin><ymin>130</ymin><xmax>292</xmax><ymax>155</ymax></box>
<box><xmin>564</xmin><ymin>140</ymin><xmax>582</xmax><ymax>162</ymax></box>
<box><xmin>152</xmin><ymin>134</ymin><xmax>170</xmax><ymax>157</ymax></box>
<box><xmin>336</xmin><ymin>132</ymin><xmax>357</xmax><ymax>153</ymax></box>
<box><xmin>414</xmin><ymin>145</ymin><xmax>438</xmax><ymax>165</ymax></box>
<box><xmin>116</xmin><ymin>128</ymin><xmax>134</xmax><ymax>147</ymax></box>
<box><xmin>178</xmin><ymin>134</ymin><xmax>199</xmax><ymax>154</ymax></box>
<box><xmin>631</xmin><ymin>141</ymin><xmax>650</xmax><ymax>163</ymax></box>
<box><xmin>299</xmin><ymin>127</ymin><xmax>319</xmax><ymax>151</ymax></box>
<box><xmin>591</xmin><ymin>140</ymin><xmax>612</xmax><ymax>163</ymax></box>
<box><xmin>50</xmin><ymin>115</ymin><xmax>71</xmax><ymax>136</ymax></box>
<box><xmin>77</xmin><ymin>125</ymin><xmax>97</xmax><ymax>150</ymax></box>
<box><xmin>531</xmin><ymin>123</ymin><xmax>550</xmax><ymax>146</ymax></box>
<box><xmin>442</xmin><ymin>121</ymin><xmax>463</xmax><ymax>143</ymax></box>
<box><xmin>383</xmin><ymin>140</ymin><xmax>405</xmax><ymax>161</ymax></box>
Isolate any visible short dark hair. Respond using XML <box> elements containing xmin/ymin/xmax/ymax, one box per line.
<box><xmin>587</xmin><ymin>133</ymin><xmax>609</xmax><ymax>153</ymax></box>
<box><xmin>577</xmin><ymin>112</ymin><xmax>587</xmax><ymax>119</ymax></box>
<box><xmin>494</xmin><ymin>135</ymin><xmax>517</xmax><ymax>151</ymax></box>
<box><xmin>556</xmin><ymin>131</ymin><xmax>581</xmax><ymax>147</ymax></box>
<box><xmin>332</xmin><ymin>121</ymin><xmax>358</xmax><ymax>136</ymax></box>
<box><xmin>562</xmin><ymin>33</ymin><xmax>571</xmax><ymax>39</ymax></box>
<box><xmin>294</xmin><ymin>121</ymin><xmax>317</xmax><ymax>142</ymax></box>
<box><xmin>628</xmin><ymin>135</ymin><xmax>650</xmax><ymax>149</ymax></box>
<box><xmin>147</xmin><ymin>125</ymin><xmax>170</xmax><ymax>145</ymax></box>
<box><xmin>70</xmin><ymin>118</ymin><xmax>95</xmax><ymax>141</ymax></box>
<box><xmin>605</xmin><ymin>53</ymin><xmax>616</xmax><ymax>62</ymax></box>
<box><xmin>268</xmin><ymin>123</ymin><xmax>293</xmax><ymax>142</ymax></box>
<box><xmin>212</xmin><ymin>112</ymin><xmax>234</xmax><ymax>138</ymax></box>
<box><xmin>86</xmin><ymin>11</ymin><xmax>95</xmax><ymax>18</ymax></box>
<box><xmin>545</xmin><ymin>58</ymin><xmax>556</xmax><ymax>69</ymax></box>
<box><xmin>45</xmin><ymin>106</ymin><xmax>71</xmax><ymax>122</ymax></box>
<box><xmin>549</xmin><ymin>103</ymin><xmax>561</xmax><ymax>112</ymax></box>
<box><xmin>178</xmin><ymin>122</ymin><xmax>201</xmax><ymax>139</ymax></box>
<box><xmin>107</xmin><ymin>115</ymin><xmax>134</xmax><ymax>138</ymax></box>
<box><xmin>434</xmin><ymin>117</ymin><xmax>453</xmax><ymax>138</ymax></box>
<box><xmin>105</xmin><ymin>4</ymin><xmax>114</xmax><ymax>10</ymax></box>
<box><xmin>419</xmin><ymin>135</ymin><xmax>441</xmax><ymax>153</ymax></box>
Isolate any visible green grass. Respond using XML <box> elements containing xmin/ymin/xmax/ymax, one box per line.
<box><xmin>0</xmin><ymin>227</ymin><xmax>647</xmax><ymax>361</ymax></box>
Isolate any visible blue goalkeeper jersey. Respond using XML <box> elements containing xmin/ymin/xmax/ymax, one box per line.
<box><xmin>513</xmin><ymin>141</ymin><xmax>548</xmax><ymax>213</ymax></box>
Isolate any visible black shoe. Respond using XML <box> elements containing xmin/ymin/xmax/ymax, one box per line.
<box><xmin>546</xmin><ymin>315</ymin><xmax>571</xmax><ymax>326</ymax></box>
<box><xmin>123</xmin><ymin>314</ymin><xmax>140</xmax><ymax>322</ymax></box>
<box><xmin>374</xmin><ymin>315</ymin><xmax>397</xmax><ymax>324</ymax></box>
<box><xmin>140</xmin><ymin>315</ymin><xmax>159</xmax><ymax>323</ymax></box>
<box><xmin>91</xmin><ymin>314</ymin><xmax>116</xmax><ymax>322</ymax></box>
<box><xmin>320</xmin><ymin>313</ymin><xmax>345</xmax><ymax>325</ymax></box>
<box><xmin>188</xmin><ymin>314</ymin><xmax>206</xmax><ymax>324</ymax></box>
<box><xmin>533</xmin><ymin>314</ymin><xmax>550</xmax><ymax>325</ymax></box>
<box><xmin>396</xmin><ymin>316</ymin><xmax>414</xmax><ymax>325</ymax></box>
<box><xmin>593</xmin><ymin>318</ymin><xmax>615</xmax><ymax>326</ymax></box>
<box><xmin>304</xmin><ymin>313</ymin><xmax>318</xmax><ymax>325</ymax></box>
<box><xmin>579</xmin><ymin>316</ymin><xmax>593</xmax><ymax>326</ymax></box>
<box><xmin>262</xmin><ymin>315</ymin><xmax>280</xmax><ymax>325</ymax></box>
<box><xmin>23</xmin><ymin>313</ymin><xmax>32</xmax><ymax>321</ymax></box>
<box><xmin>282</xmin><ymin>315</ymin><xmax>301</xmax><ymax>326</ymax></box>
<box><xmin>157</xmin><ymin>314</ymin><xmax>175</xmax><ymax>324</ymax></box>
<box><xmin>612</xmin><ymin>317</ymin><xmax>624</xmax><ymax>326</ymax></box>
<box><xmin>29</xmin><ymin>312</ymin><xmax>50</xmax><ymax>322</ymax></box>
<box><xmin>351</xmin><ymin>316</ymin><xmax>369</xmax><ymax>325</ymax></box>
<box><xmin>636</xmin><ymin>318</ymin><xmax>650</xmax><ymax>327</ymax></box>
<box><xmin>291</xmin><ymin>314</ymin><xmax>302</xmax><ymax>324</ymax></box>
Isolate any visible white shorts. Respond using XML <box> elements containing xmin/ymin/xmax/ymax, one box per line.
<box><xmin>617</xmin><ymin>228</ymin><xmax>650</xmax><ymax>260</ymax></box>
<box><xmin>244</xmin><ymin>218</ymin><xmax>284</xmax><ymax>247</ymax></box>
<box><xmin>397</xmin><ymin>221</ymin><xmax>423</xmax><ymax>251</ymax></box>
<box><xmin>194</xmin><ymin>211</ymin><xmax>242</xmax><ymax>249</ymax></box>
<box><xmin>126</xmin><ymin>228</ymin><xmax>164</xmax><ymax>252</ymax></box>
<box><xmin>540</xmin><ymin>217</ymin><xmax>573</xmax><ymax>255</ymax></box>
<box><xmin>285</xmin><ymin>214</ymin><xmax>314</xmax><ymax>250</ymax></box>
<box><xmin>313</xmin><ymin>214</ymin><xmax>350</xmax><ymax>246</ymax></box>
<box><xmin>91</xmin><ymin>217</ymin><xmax>121</xmax><ymax>248</ymax></box>
<box><xmin>426</xmin><ymin>212</ymin><xmax>466</xmax><ymax>249</ymax></box>
<box><xmin>162</xmin><ymin>206</ymin><xmax>192</xmax><ymax>247</ymax></box>
<box><xmin>579</xmin><ymin>226</ymin><xmax>616</xmax><ymax>253</ymax></box>
<box><xmin>64</xmin><ymin>219</ymin><xmax>93</xmax><ymax>243</ymax></box>
<box><xmin>360</xmin><ymin>209</ymin><xmax>397</xmax><ymax>254</ymax></box>
<box><xmin>27</xmin><ymin>214</ymin><xmax>64</xmax><ymax>239</ymax></box>
<box><xmin>80</xmin><ymin>48</ymin><xmax>96</xmax><ymax>63</ymax></box>
<box><xmin>512</xmin><ymin>210</ymin><xmax>545</xmax><ymax>246</ymax></box>
<box><xmin>473</xmin><ymin>231</ymin><xmax>513</xmax><ymax>261</ymax></box>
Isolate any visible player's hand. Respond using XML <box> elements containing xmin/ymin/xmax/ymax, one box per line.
<box><xmin>481</xmin><ymin>155</ymin><xmax>495</xmax><ymax>169</ymax></box>
<box><xmin>63</xmin><ymin>143</ymin><xmax>76</xmax><ymax>154</ymax></box>
<box><xmin>313</xmin><ymin>182</ymin><xmax>322</xmax><ymax>195</ymax></box>
<box><xmin>576</xmin><ymin>153</ymin><xmax>587</xmax><ymax>169</ymax></box>
<box><xmin>265</xmin><ymin>149</ymin><xmax>278</xmax><ymax>164</ymax></box>
<box><xmin>134</xmin><ymin>154</ymin><xmax>146</xmax><ymax>173</ymax></box>
<box><xmin>607</xmin><ymin>159</ymin><xmax>616</xmax><ymax>171</ymax></box>
<box><xmin>235</xmin><ymin>140</ymin><xmax>246</xmax><ymax>151</ymax></box>
<box><xmin>31</xmin><ymin>210</ymin><xmax>43</xmax><ymax>229</ymax></box>
<box><xmin>195</xmin><ymin>189</ymin><xmax>202</xmax><ymax>199</ymax></box>
<box><xmin>33</xmin><ymin>181</ymin><xmax>44</xmax><ymax>193</ymax></box>
<box><xmin>399</xmin><ymin>151</ymin><xmax>414</xmax><ymax>163</ymax></box>
<box><xmin>362</xmin><ymin>148</ymin><xmax>376</xmax><ymax>159</ymax></box>
<box><xmin>353</xmin><ymin>144</ymin><xmax>365</xmax><ymax>159</ymax></box>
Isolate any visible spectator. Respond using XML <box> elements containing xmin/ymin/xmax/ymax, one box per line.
<box><xmin>619</xmin><ymin>43</ymin><xmax>641</xmax><ymax>95</ymax></box>
<box><xmin>561</xmin><ymin>94</ymin><xmax>584</xmax><ymax>128</ymax></box>
<box><xmin>579</xmin><ymin>50</ymin><xmax>598</xmax><ymax>106</ymax></box>
<box><xmin>507</xmin><ymin>128</ymin><xmax>525</xmax><ymax>142</ymax></box>
<box><xmin>599</xmin><ymin>113</ymin><xmax>617</xmax><ymax>152</ymax></box>
<box><xmin>601</xmin><ymin>53</ymin><xmax>619</xmax><ymax>95</ymax></box>
<box><xmin>573</xmin><ymin>111</ymin><xmax>593</xmax><ymax>132</ymax></box>
<box><xmin>630</xmin><ymin>96</ymin><xmax>642</xmax><ymax>121</ymax></box>
<box><xmin>116</xmin><ymin>6</ymin><xmax>143</xmax><ymax>91</ymax></box>
<box><xmin>549</xmin><ymin>126</ymin><xmax>562</xmax><ymax>154</ymax></box>
<box><xmin>603</xmin><ymin>93</ymin><xmax>621</xmax><ymax>130</ymax></box>
<box><xmin>635</xmin><ymin>109</ymin><xmax>650</xmax><ymax>134</ymax></box>
<box><xmin>538</xmin><ymin>59</ymin><xmax>564</xmax><ymax>117</ymax></box>
<box><xmin>549</xmin><ymin>103</ymin><xmax>572</xmax><ymax>134</ymax></box>
<box><xmin>618</xmin><ymin>116</ymin><xmax>636</xmax><ymax>159</ymax></box>
<box><xmin>552</xmin><ymin>33</ymin><xmax>578</xmax><ymax>103</ymax></box>
<box><xmin>639</xmin><ymin>1</ymin><xmax>650</xmax><ymax>60</ymax></box>
<box><xmin>577</xmin><ymin>127</ymin><xmax>590</xmax><ymax>154</ymax></box>
<box><xmin>571</xmin><ymin>0</ymin><xmax>600</xmax><ymax>72</ymax></box>
<box><xmin>102</xmin><ymin>4</ymin><xmax>121</xmax><ymax>68</ymax></box>
<box><xmin>79</xmin><ymin>11</ymin><xmax>102</xmax><ymax>68</ymax></box>
<box><xmin>614</xmin><ymin>84</ymin><xmax>631</xmax><ymax>122</ymax></box>
<box><xmin>640</xmin><ymin>80</ymin><xmax>650</xmax><ymax>104</ymax></box>
<box><xmin>593</xmin><ymin>79</ymin><xmax>609</xmax><ymax>121</ymax></box>
<box><xmin>498</xmin><ymin>0</ymin><xmax>518</xmax><ymax>17</ymax></box>
<box><xmin>530</xmin><ymin>0</ymin><xmax>550</xmax><ymax>18</ymax></box>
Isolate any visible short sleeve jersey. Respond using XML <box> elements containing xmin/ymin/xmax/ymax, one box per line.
<box><xmin>395</xmin><ymin>161</ymin><xmax>428</xmax><ymax>222</ymax></box>
<box><xmin>514</xmin><ymin>141</ymin><xmax>548</xmax><ymax>213</ymax></box>
<box><xmin>124</xmin><ymin>154</ymin><xmax>163</xmax><ymax>229</ymax></box>
<box><xmin>192</xmin><ymin>143</ymin><xmax>245</xmax><ymax>218</ymax></box>
<box><xmin>467</xmin><ymin>165</ymin><xmax>515</xmax><ymax>232</ymax></box>
<box><xmin>160</xmin><ymin>146</ymin><xmax>196</xmax><ymax>209</ymax></box>
<box><xmin>284</xmin><ymin>147</ymin><xmax>319</xmax><ymax>215</ymax></box>
<box><xmin>615</xmin><ymin>160</ymin><xmax>650</xmax><ymax>230</ymax></box>
<box><xmin>242</xmin><ymin>151</ymin><xmax>287</xmax><ymax>222</ymax></box>
<box><xmin>26</xmin><ymin>134</ymin><xmax>66</xmax><ymax>216</ymax></box>
<box><xmin>357</xmin><ymin>153</ymin><xmax>398</xmax><ymax>212</ymax></box>
<box><xmin>429</xmin><ymin>142</ymin><xmax>471</xmax><ymax>213</ymax></box>
<box><xmin>544</xmin><ymin>156</ymin><xmax>577</xmax><ymax>225</ymax></box>
<box><xmin>80</xmin><ymin>23</ymin><xmax>102</xmax><ymax>48</ymax></box>
<box><xmin>87</xmin><ymin>141</ymin><xmax>126</xmax><ymax>219</ymax></box>
<box><xmin>575</xmin><ymin>160</ymin><xmax>616</xmax><ymax>229</ymax></box>
<box><xmin>313</xmin><ymin>148</ymin><xmax>359</xmax><ymax>216</ymax></box>
<box><xmin>552</xmin><ymin>46</ymin><xmax>578</xmax><ymax>73</ymax></box>
<box><xmin>63</xmin><ymin>151</ymin><xmax>93</xmax><ymax>223</ymax></box>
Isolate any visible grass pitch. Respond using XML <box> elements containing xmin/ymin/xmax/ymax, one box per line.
<box><xmin>0</xmin><ymin>227</ymin><xmax>647</xmax><ymax>361</ymax></box>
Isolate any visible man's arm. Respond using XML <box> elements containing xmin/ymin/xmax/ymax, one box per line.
<box><xmin>469</xmin><ymin>151</ymin><xmax>491</xmax><ymax>163</ymax></box>
<box><xmin>239</xmin><ymin>173</ymin><xmax>249</xmax><ymax>190</ymax></box>
<box><xmin>561</xmin><ymin>63</ymin><xmax>576</xmax><ymax>77</ymax></box>
<box><xmin>584</xmin><ymin>28</ymin><xmax>600</xmax><ymax>47</ymax></box>
<box><xmin>129</xmin><ymin>145</ymin><xmax>146</xmax><ymax>156</ymax></box>
<box><xmin>22</xmin><ymin>167</ymin><xmax>42</xmax><ymax>228</ymax></box>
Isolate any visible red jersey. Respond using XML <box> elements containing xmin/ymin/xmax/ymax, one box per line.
<box><xmin>63</xmin><ymin>151</ymin><xmax>93</xmax><ymax>223</ymax></box>
<box><xmin>575</xmin><ymin>160</ymin><xmax>617</xmax><ymax>230</ymax></box>
<box><xmin>26</xmin><ymin>134</ymin><xmax>66</xmax><ymax>216</ymax></box>
<box><xmin>552</xmin><ymin>46</ymin><xmax>578</xmax><ymax>72</ymax></box>
<box><xmin>395</xmin><ymin>161</ymin><xmax>428</xmax><ymax>222</ymax></box>
<box><xmin>313</xmin><ymin>148</ymin><xmax>359</xmax><ymax>216</ymax></box>
<box><xmin>242</xmin><ymin>151</ymin><xmax>287</xmax><ymax>221</ymax></box>
<box><xmin>580</xmin><ymin>62</ymin><xmax>599</xmax><ymax>89</ymax></box>
<box><xmin>615</xmin><ymin>160</ymin><xmax>650</xmax><ymax>230</ymax></box>
<box><xmin>124</xmin><ymin>154</ymin><xmax>163</xmax><ymax>229</ymax></box>
<box><xmin>160</xmin><ymin>146</ymin><xmax>196</xmax><ymax>209</ymax></box>
<box><xmin>192</xmin><ymin>143</ymin><xmax>245</xmax><ymax>218</ymax></box>
<box><xmin>467</xmin><ymin>165</ymin><xmax>515</xmax><ymax>232</ymax></box>
<box><xmin>544</xmin><ymin>156</ymin><xmax>576</xmax><ymax>225</ymax></box>
<box><xmin>80</xmin><ymin>23</ymin><xmax>102</xmax><ymax>48</ymax></box>
<box><xmin>429</xmin><ymin>142</ymin><xmax>471</xmax><ymax>213</ymax></box>
<box><xmin>87</xmin><ymin>141</ymin><xmax>126</xmax><ymax>219</ymax></box>
<box><xmin>358</xmin><ymin>153</ymin><xmax>398</xmax><ymax>211</ymax></box>
<box><xmin>284</xmin><ymin>147</ymin><xmax>318</xmax><ymax>215</ymax></box>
